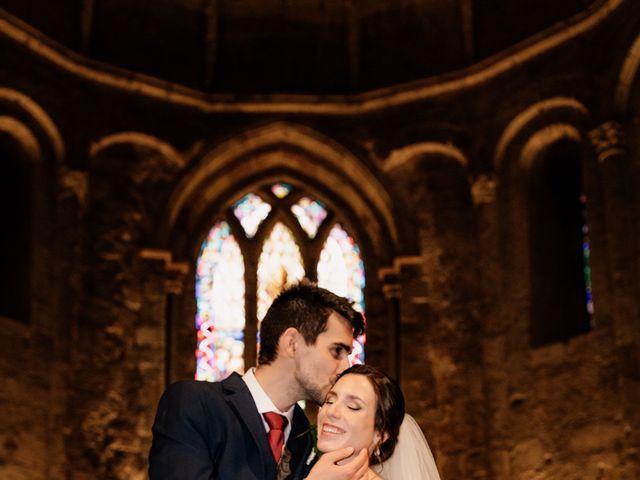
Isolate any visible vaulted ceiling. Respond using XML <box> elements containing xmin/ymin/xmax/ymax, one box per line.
<box><xmin>2</xmin><ymin>0</ymin><xmax>598</xmax><ymax>94</ymax></box>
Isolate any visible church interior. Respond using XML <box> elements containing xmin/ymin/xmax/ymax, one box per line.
<box><xmin>1</xmin><ymin>0</ymin><xmax>640</xmax><ymax>478</ymax></box>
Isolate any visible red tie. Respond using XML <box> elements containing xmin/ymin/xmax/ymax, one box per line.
<box><xmin>263</xmin><ymin>412</ymin><xmax>288</xmax><ymax>463</ymax></box>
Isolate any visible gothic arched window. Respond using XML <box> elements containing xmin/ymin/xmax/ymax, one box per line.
<box><xmin>0</xmin><ymin>141</ymin><xmax>32</xmax><ymax>323</ymax></box>
<box><xmin>528</xmin><ymin>145</ymin><xmax>593</xmax><ymax>347</ymax></box>
<box><xmin>195</xmin><ymin>182</ymin><xmax>366</xmax><ymax>382</ymax></box>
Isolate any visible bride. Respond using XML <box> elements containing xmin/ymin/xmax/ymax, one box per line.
<box><xmin>314</xmin><ymin>364</ymin><xmax>441</xmax><ymax>480</ymax></box>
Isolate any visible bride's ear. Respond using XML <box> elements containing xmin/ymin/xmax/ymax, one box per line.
<box><xmin>374</xmin><ymin>430</ymin><xmax>390</xmax><ymax>445</ymax></box>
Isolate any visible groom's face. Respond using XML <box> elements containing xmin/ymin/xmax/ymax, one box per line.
<box><xmin>293</xmin><ymin>312</ymin><xmax>353</xmax><ymax>404</ymax></box>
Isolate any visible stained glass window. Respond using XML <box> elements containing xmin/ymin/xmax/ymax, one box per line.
<box><xmin>257</xmin><ymin>222</ymin><xmax>306</xmax><ymax>323</ymax></box>
<box><xmin>317</xmin><ymin>224</ymin><xmax>366</xmax><ymax>364</ymax></box>
<box><xmin>195</xmin><ymin>221</ymin><xmax>246</xmax><ymax>381</ymax></box>
<box><xmin>196</xmin><ymin>187</ymin><xmax>368</xmax><ymax>382</ymax></box>
<box><xmin>581</xmin><ymin>195</ymin><xmax>594</xmax><ymax>318</ymax></box>
<box><xmin>233</xmin><ymin>193</ymin><xmax>272</xmax><ymax>238</ymax></box>
<box><xmin>291</xmin><ymin>197</ymin><xmax>328</xmax><ymax>238</ymax></box>
<box><xmin>271</xmin><ymin>183</ymin><xmax>292</xmax><ymax>199</ymax></box>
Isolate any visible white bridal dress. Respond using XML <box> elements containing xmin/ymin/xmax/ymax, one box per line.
<box><xmin>374</xmin><ymin>414</ymin><xmax>442</xmax><ymax>480</ymax></box>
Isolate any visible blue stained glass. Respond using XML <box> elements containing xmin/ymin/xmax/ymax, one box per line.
<box><xmin>581</xmin><ymin>195</ymin><xmax>595</xmax><ymax>319</ymax></box>
<box><xmin>195</xmin><ymin>221</ymin><xmax>245</xmax><ymax>381</ymax></box>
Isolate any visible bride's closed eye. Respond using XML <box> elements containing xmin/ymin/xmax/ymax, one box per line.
<box><xmin>323</xmin><ymin>392</ymin><xmax>337</xmax><ymax>405</ymax></box>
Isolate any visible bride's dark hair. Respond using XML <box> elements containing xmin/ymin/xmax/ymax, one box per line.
<box><xmin>336</xmin><ymin>364</ymin><xmax>405</xmax><ymax>465</ymax></box>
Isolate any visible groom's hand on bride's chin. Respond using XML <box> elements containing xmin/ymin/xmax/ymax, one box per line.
<box><xmin>305</xmin><ymin>447</ymin><xmax>369</xmax><ymax>480</ymax></box>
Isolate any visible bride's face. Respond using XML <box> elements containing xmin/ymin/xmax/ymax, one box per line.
<box><xmin>316</xmin><ymin>373</ymin><xmax>383</xmax><ymax>459</ymax></box>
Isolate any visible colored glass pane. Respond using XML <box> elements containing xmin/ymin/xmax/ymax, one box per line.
<box><xmin>291</xmin><ymin>197</ymin><xmax>328</xmax><ymax>238</ymax></box>
<box><xmin>317</xmin><ymin>224</ymin><xmax>366</xmax><ymax>364</ymax></box>
<box><xmin>581</xmin><ymin>195</ymin><xmax>595</xmax><ymax>319</ymax></box>
<box><xmin>271</xmin><ymin>183</ymin><xmax>292</xmax><ymax>199</ymax></box>
<box><xmin>257</xmin><ymin>223</ymin><xmax>305</xmax><ymax>327</ymax></box>
<box><xmin>195</xmin><ymin>221</ymin><xmax>245</xmax><ymax>382</ymax></box>
<box><xmin>233</xmin><ymin>193</ymin><xmax>272</xmax><ymax>238</ymax></box>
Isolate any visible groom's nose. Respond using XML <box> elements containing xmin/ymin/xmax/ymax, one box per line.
<box><xmin>337</xmin><ymin>355</ymin><xmax>350</xmax><ymax>374</ymax></box>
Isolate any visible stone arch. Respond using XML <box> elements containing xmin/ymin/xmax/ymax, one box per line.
<box><xmin>495</xmin><ymin>98</ymin><xmax>594</xmax><ymax>354</ymax></box>
<box><xmin>485</xmin><ymin>104</ymin><xmax>599</xmax><ymax>480</ymax></box>
<box><xmin>615</xmin><ymin>32</ymin><xmax>640</xmax><ymax>116</ymax></box>
<box><xmin>0</xmin><ymin>115</ymin><xmax>41</xmax><ymax>324</ymax></box>
<box><xmin>0</xmin><ymin>88</ymin><xmax>64</xmax><ymax>163</ymax></box>
<box><xmin>0</xmin><ymin>116</ymin><xmax>41</xmax><ymax>162</ymax></box>
<box><xmin>88</xmin><ymin>131</ymin><xmax>186</xmax><ymax>257</ymax></box>
<box><xmin>383</xmin><ymin>141</ymin><xmax>472</xmax><ymax>228</ymax></box>
<box><xmin>164</xmin><ymin>122</ymin><xmax>401</xmax><ymax>264</ymax></box>
<box><xmin>90</xmin><ymin>131</ymin><xmax>184</xmax><ymax>168</ymax></box>
<box><xmin>494</xmin><ymin>97</ymin><xmax>590</xmax><ymax>173</ymax></box>
<box><xmin>0</xmin><ymin>90</ymin><xmax>64</xmax><ymax>326</ymax></box>
<box><xmin>383</xmin><ymin>141</ymin><xmax>486</xmax><ymax>477</ymax></box>
<box><xmin>160</xmin><ymin>121</ymin><xmax>408</xmax><ymax>380</ymax></box>
<box><xmin>383</xmin><ymin>141</ymin><xmax>468</xmax><ymax>172</ymax></box>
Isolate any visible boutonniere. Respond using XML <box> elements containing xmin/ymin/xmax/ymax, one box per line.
<box><xmin>306</xmin><ymin>448</ymin><xmax>317</xmax><ymax>466</ymax></box>
<box><xmin>276</xmin><ymin>447</ymin><xmax>292</xmax><ymax>480</ymax></box>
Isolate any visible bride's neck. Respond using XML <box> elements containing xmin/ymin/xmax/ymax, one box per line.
<box><xmin>334</xmin><ymin>455</ymin><xmax>378</xmax><ymax>480</ymax></box>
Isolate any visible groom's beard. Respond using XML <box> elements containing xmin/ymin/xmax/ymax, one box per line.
<box><xmin>294</xmin><ymin>368</ymin><xmax>334</xmax><ymax>405</ymax></box>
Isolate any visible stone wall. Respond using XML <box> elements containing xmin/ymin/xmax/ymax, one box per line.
<box><xmin>0</xmin><ymin>2</ymin><xmax>639</xmax><ymax>479</ymax></box>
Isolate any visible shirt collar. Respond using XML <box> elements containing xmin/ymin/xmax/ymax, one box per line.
<box><xmin>242</xmin><ymin>368</ymin><xmax>295</xmax><ymax>434</ymax></box>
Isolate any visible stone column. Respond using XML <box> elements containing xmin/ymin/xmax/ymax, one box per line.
<box><xmin>137</xmin><ymin>249</ymin><xmax>189</xmax><ymax>448</ymax></box>
<box><xmin>379</xmin><ymin>268</ymin><xmax>401</xmax><ymax>380</ymax></box>
<box><xmin>588</xmin><ymin>122</ymin><xmax>639</xmax><ymax>344</ymax></box>
<box><xmin>472</xmin><ymin>175</ymin><xmax>511</xmax><ymax>480</ymax></box>
<box><xmin>589</xmin><ymin>121</ymin><xmax>640</xmax><ymax>475</ymax></box>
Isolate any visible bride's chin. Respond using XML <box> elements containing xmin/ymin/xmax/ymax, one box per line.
<box><xmin>335</xmin><ymin>447</ymin><xmax>372</xmax><ymax>466</ymax></box>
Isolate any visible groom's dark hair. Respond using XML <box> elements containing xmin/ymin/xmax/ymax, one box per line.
<box><xmin>258</xmin><ymin>279</ymin><xmax>365</xmax><ymax>365</ymax></box>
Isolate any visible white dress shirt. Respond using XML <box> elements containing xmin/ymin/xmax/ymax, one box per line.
<box><xmin>242</xmin><ymin>368</ymin><xmax>295</xmax><ymax>443</ymax></box>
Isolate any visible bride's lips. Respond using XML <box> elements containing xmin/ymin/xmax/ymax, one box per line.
<box><xmin>320</xmin><ymin>422</ymin><xmax>346</xmax><ymax>436</ymax></box>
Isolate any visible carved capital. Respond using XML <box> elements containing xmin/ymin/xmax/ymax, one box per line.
<box><xmin>589</xmin><ymin>121</ymin><xmax>626</xmax><ymax>163</ymax></box>
<box><xmin>139</xmin><ymin>249</ymin><xmax>189</xmax><ymax>294</ymax></box>
<box><xmin>471</xmin><ymin>174</ymin><xmax>498</xmax><ymax>205</ymax></box>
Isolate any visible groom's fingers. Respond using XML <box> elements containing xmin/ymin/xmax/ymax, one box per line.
<box><xmin>304</xmin><ymin>446</ymin><xmax>369</xmax><ymax>480</ymax></box>
<box><xmin>319</xmin><ymin>446</ymin><xmax>355</xmax><ymax>465</ymax></box>
<box><xmin>349</xmin><ymin>449</ymin><xmax>369</xmax><ymax>479</ymax></box>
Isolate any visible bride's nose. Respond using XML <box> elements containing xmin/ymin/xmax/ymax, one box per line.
<box><xmin>325</xmin><ymin>401</ymin><xmax>341</xmax><ymax>419</ymax></box>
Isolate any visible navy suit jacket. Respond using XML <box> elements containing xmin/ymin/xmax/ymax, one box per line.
<box><xmin>149</xmin><ymin>373</ymin><xmax>314</xmax><ymax>480</ymax></box>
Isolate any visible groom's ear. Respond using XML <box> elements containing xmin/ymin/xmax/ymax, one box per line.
<box><xmin>280</xmin><ymin>327</ymin><xmax>300</xmax><ymax>358</ymax></box>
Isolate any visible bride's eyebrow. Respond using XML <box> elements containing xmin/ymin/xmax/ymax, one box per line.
<box><xmin>344</xmin><ymin>394</ymin><xmax>364</xmax><ymax>403</ymax></box>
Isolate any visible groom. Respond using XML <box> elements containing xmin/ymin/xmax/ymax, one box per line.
<box><xmin>149</xmin><ymin>280</ymin><xmax>369</xmax><ymax>479</ymax></box>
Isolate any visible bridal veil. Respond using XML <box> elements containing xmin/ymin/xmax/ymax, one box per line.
<box><xmin>374</xmin><ymin>414</ymin><xmax>441</xmax><ymax>480</ymax></box>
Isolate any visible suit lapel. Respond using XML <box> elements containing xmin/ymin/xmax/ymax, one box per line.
<box><xmin>222</xmin><ymin>373</ymin><xmax>277</xmax><ymax>479</ymax></box>
<box><xmin>282</xmin><ymin>405</ymin><xmax>313</xmax><ymax>479</ymax></box>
